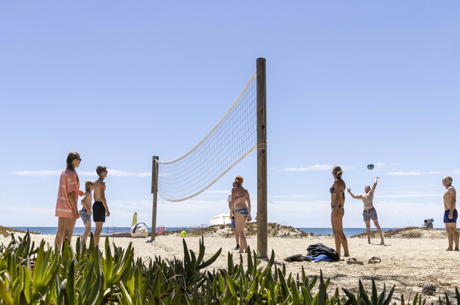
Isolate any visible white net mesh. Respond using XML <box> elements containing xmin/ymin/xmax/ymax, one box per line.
<box><xmin>156</xmin><ymin>72</ymin><xmax>257</xmax><ymax>202</ymax></box>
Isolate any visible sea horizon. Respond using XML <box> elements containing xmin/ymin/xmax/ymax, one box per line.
<box><xmin>7</xmin><ymin>226</ymin><xmax>408</xmax><ymax>238</ymax></box>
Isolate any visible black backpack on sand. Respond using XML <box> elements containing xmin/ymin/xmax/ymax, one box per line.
<box><xmin>306</xmin><ymin>243</ymin><xmax>340</xmax><ymax>261</ymax></box>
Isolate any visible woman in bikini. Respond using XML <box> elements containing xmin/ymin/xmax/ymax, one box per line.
<box><xmin>230</xmin><ymin>176</ymin><xmax>252</xmax><ymax>253</ymax></box>
<box><xmin>330</xmin><ymin>165</ymin><xmax>349</xmax><ymax>257</ymax></box>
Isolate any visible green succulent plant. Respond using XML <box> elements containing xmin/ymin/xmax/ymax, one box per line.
<box><xmin>1</xmin><ymin>231</ymin><xmax>460</xmax><ymax>304</ymax></box>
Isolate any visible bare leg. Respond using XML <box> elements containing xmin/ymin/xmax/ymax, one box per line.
<box><xmin>62</xmin><ymin>218</ymin><xmax>77</xmax><ymax>245</ymax></box>
<box><xmin>235</xmin><ymin>213</ymin><xmax>247</xmax><ymax>253</ymax></box>
<box><xmin>94</xmin><ymin>222</ymin><xmax>104</xmax><ymax>247</ymax></box>
<box><xmin>373</xmin><ymin>220</ymin><xmax>384</xmax><ymax>244</ymax></box>
<box><xmin>454</xmin><ymin>227</ymin><xmax>460</xmax><ymax>251</ymax></box>
<box><xmin>83</xmin><ymin>221</ymin><xmax>92</xmax><ymax>243</ymax></box>
<box><xmin>446</xmin><ymin>223</ymin><xmax>457</xmax><ymax>251</ymax></box>
<box><xmin>365</xmin><ymin>221</ymin><xmax>371</xmax><ymax>244</ymax></box>
<box><xmin>234</xmin><ymin>228</ymin><xmax>240</xmax><ymax>247</ymax></box>
<box><xmin>331</xmin><ymin>213</ymin><xmax>341</xmax><ymax>256</ymax></box>
<box><xmin>332</xmin><ymin>209</ymin><xmax>349</xmax><ymax>257</ymax></box>
<box><xmin>55</xmin><ymin>218</ymin><xmax>65</xmax><ymax>250</ymax></box>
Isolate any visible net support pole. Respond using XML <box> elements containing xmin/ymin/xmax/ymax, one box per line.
<box><xmin>150</xmin><ymin>156</ymin><xmax>159</xmax><ymax>241</ymax></box>
<box><xmin>256</xmin><ymin>57</ymin><xmax>268</xmax><ymax>258</ymax></box>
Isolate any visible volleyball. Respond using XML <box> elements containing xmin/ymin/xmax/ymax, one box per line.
<box><xmin>367</xmin><ymin>164</ymin><xmax>374</xmax><ymax>170</ymax></box>
<box><xmin>180</xmin><ymin>231</ymin><xmax>187</xmax><ymax>237</ymax></box>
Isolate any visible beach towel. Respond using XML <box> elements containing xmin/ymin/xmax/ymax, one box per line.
<box><xmin>306</xmin><ymin>254</ymin><xmax>334</xmax><ymax>263</ymax></box>
<box><xmin>306</xmin><ymin>243</ymin><xmax>340</xmax><ymax>261</ymax></box>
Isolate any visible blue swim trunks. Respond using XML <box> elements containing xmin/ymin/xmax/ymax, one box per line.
<box><xmin>235</xmin><ymin>208</ymin><xmax>249</xmax><ymax>219</ymax></box>
<box><xmin>79</xmin><ymin>208</ymin><xmax>91</xmax><ymax>225</ymax></box>
<box><xmin>443</xmin><ymin>209</ymin><xmax>458</xmax><ymax>223</ymax></box>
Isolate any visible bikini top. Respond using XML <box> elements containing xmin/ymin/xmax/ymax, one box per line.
<box><xmin>330</xmin><ymin>186</ymin><xmax>344</xmax><ymax>196</ymax></box>
<box><xmin>235</xmin><ymin>188</ymin><xmax>247</xmax><ymax>200</ymax></box>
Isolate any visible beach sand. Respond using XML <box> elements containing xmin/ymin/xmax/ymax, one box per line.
<box><xmin>1</xmin><ymin>228</ymin><xmax>459</xmax><ymax>303</ymax></box>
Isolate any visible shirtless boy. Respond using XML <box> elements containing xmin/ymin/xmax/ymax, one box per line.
<box><xmin>347</xmin><ymin>177</ymin><xmax>384</xmax><ymax>245</ymax></box>
<box><xmin>79</xmin><ymin>180</ymin><xmax>94</xmax><ymax>243</ymax></box>
<box><xmin>442</xmin><ymin>176</ymin><xmax>458</xmax><ymax>251</ymax></box>
<box><xmin>93</xmin><ymin>166</ymin><xmax>110</xmax><ymax>247</ymax></box>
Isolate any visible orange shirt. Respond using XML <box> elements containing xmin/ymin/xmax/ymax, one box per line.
<box><xmin>55</xmin><ymin>169</ymin><xmax>79</xmax><ymax>218</ymax></box>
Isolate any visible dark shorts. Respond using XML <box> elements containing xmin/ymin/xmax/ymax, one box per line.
<box><xmin>79</xmin><ymin>208</ymin><xmax>91</xmax><ymax>225</ymax></box>
<box><xmin>363</xmin><ymin>208</ymin><xmax>378</xmax><ymax>222</ymax></box>
<box><xmin>231</xmin><ymin>218</ymin><xmax>235</xmax><ymax>228</ymax></box>
<box><xmin>93</xmin><ymin>201</ymin><xmax>106</xmax><ymax>223</ymax></box>
<box><xmin>444</xmin><ymin>209</ymin><xmax>458</xmax><ymax>223</ymax></box>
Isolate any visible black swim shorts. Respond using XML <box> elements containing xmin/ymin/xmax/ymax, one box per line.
<box><xmin>93</xmin><ymin>201</ymin><xmax>106</xmax><ymax>223</ymax></box>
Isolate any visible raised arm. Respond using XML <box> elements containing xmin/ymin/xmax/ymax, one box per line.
<box><xmin>347</xmin><ymin>188</ymin><xmax>362</xmax><ymax>200</ymax></box>
<box><xmin>371</xmin><ymin>177</ymin><xmax>379</xmax><ymax>193</ymax></box>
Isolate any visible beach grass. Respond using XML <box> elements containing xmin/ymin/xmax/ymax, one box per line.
<box><xmin>1</xmin><ymin>231</ymin><xmax>459</xmax><ymax>304</ymax></box>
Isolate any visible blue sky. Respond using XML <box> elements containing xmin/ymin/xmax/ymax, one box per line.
<box><xmin>1</xmin><ymin>1</ymin><xmax>459</xmax><ymax>229</ymax></box>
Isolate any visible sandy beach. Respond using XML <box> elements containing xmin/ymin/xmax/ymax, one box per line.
<box><xmin>1</xmin><ymin>228</ymin><xmax>459</xmax><ymax>303</ymax></box>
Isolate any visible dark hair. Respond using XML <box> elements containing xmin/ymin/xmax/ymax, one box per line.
<box><xmin>234</xmin><ymin>176</ymin><xmax>243</xmax><ymax>187</ymax></box>
<box><xmin>66</xmin><ymin>152</ymin><xmax>80</xmax><ymax>183</ymax></box>
<box><xmin>96</xmin><ymin>166</ymin><xmax>107</xmax><ymax>176</ymax></box>
<box><xmin>332</xmin><ymin>165</ymin><xmax>343</xmax><ymax>179</ymax></box>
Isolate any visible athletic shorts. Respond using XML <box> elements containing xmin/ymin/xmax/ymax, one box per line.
<box><xmin>444</xmin><ymin>209</ymin><xmax>458</xmax><ymax>223</ymax></box>
<box><xmin>79</xmin><ymin>209</ymin><xmax>91</xmax><ymax>225</ymax></box>
<box><xmin>93</xmin><ymin>201</ymin><xmax>106</xmax><ymax>223</ymax></box>
<box><xmin>363</xmin><ymin>208</ymin><xmax>378</xmax><ymax>222</ymax></box>
<box><xmin>231</xmin><ymin>218</ymin><xmax>235</xmax><ymax>228</ymax></box>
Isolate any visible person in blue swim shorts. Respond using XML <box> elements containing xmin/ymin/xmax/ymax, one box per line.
<box><xmin>442</xmin><ymin>176</ymin><xmax>458</xmax><ymax>251</ymax></box>
<box><xmin>228</xmin><ymin>182</ymin><xmax>239</xmax><ymax>250</ymax></box>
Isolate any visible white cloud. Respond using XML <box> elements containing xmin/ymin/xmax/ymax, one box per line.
<box><xmin>270</xmin><ymin>195</ymin><xmax>328</xmax><ymax>199</ymax></box>
<box><xmin>12</xmin><ymin>170</ymin><xmax>62</xmax><ymax>177</ymax></box>
<box><xmin>285</xmin><ymin>164</ymin><xmax>332</xmax><ymax>172</ymax></box>
<box><xmin>205</xmin><ymin>190</ymin><xmax>231</xmax><ymax>194</ymax></box>
<box><xmin>12</xmin><ymin>169</ymin><xmax>151</xmax><ymax>178</ymax></box>
<box><xmin>453</xmin><ymin>170</ymin><xmax>460</xmax><ymax>174</ymax></box>
<box><xmin>285</xmin><ymin>164</ymin><xmax>354</xmax><ymax>172</ymax></box>
<box><xmin>378</xmin><ymin>193</ymin><xmax>441</xmax><ymax>198</ymax></box>
<box><xmin>387</xmin><ymin>172</ymin><xmax>422</xmax><ymax>176</ymax></box>
<box><xmin>387</xmin><ymin>171</ymin><xmax>441</xmax><ymax>176</ymax></box>
<box><xmin>0</xmin><ymin>206</ymin><xmax>55</xmax><ymax>215</ymax></box>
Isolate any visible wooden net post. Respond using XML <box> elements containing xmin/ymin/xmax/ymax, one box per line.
<box><xmin>150</xmin><ymin>156</ymin><xmax>159</xmax><ymax>241</ymax></box>
<box><xmin>256</xmin><ymin>58</ymin><xmax>268</xmax><ymax>258</ymax></box>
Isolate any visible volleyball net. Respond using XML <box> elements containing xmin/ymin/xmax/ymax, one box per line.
<box><xmin>155</xmin><ymin>72</ymin><xmax>258</xmax><ymax>202</ymax></box>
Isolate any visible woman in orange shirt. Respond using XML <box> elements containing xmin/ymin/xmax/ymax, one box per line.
<box><xmin>54</xmin><ymin>152</ymin><xmax>84</xmax><ymax>249</ymax></box>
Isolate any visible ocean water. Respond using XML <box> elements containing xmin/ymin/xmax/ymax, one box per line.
<box><xmin>10</xmin><ymin>227</ymin><xmax>395</xmax><ymax>238</ymax></box>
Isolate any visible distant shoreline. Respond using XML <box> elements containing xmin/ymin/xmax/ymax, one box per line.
<box><xmin>3</xmin><ymin>225</ymin><xmax>408</xmax><ymax>238</ymax></box>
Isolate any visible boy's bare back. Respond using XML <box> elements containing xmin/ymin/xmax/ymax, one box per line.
<box><xmin>94</xmin><ymin>178</ymin><xmax>106</xmax><ymax>202</ymax></box>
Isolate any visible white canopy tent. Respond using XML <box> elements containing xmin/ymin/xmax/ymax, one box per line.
<box><xmin>210</xmin><ymin>214</ymin><xmax>231</xmax><ymax>225</ymax></box>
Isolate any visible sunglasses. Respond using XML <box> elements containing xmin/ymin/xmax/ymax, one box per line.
<box><xmin>77</xmin><ymin>158</ymin><xmax>82</xmax><ymax>161</ymax></box>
